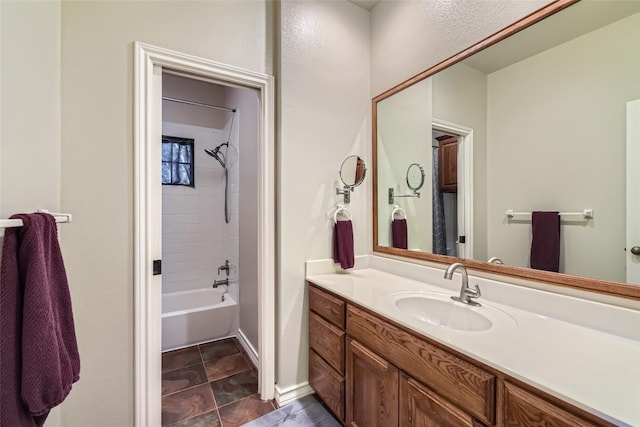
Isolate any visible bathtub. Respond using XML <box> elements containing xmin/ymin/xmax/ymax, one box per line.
<box><xmin>162</xmin><ymin>287</ymin><xmax>237</xmax><ymax>351</ymax></box>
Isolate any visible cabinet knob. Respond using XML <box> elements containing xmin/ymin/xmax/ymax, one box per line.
<box><xmin>631</xmin><ymin>246</ymin><xmax>640</xmax><ymax>256</ymax></box>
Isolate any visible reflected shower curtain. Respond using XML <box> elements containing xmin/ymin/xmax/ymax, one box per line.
<box><xmin>432</xmin><ymin>146</ymin><xmax>447</xmax><ymax>254</ymax></box>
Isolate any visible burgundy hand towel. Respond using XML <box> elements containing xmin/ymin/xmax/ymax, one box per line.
<box><xmin>530</xmin><ymin>211</ymin><xmax>560</xmax><ymax>272</ymax></box>
<box><xmin>391</xmin><ymin>218</ymin><xmax>408</xmax><ymax>249</ymax></box>
<box><xmin>1</xmin><ymin>213</ymin><xmax>80</xmax><ymax>426</ymax></box>
<box><xmin>333</xmin><ymin>220</ymin><xmax>354</xmax><ymax>269</ymax></box>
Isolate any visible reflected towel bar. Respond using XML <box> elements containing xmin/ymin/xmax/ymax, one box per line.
<box><xmin>505</xmin><ymin>209</ymin><xmax>593</xmax><ymax>219</ymax></box>
<box><xmin>0</xmin><ymin>210</ymin><xmax>73</xmax><ymax>229</ymax></box>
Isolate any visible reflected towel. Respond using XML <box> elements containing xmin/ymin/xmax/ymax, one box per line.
<box><xmin>392</xmin><ymin>218</ymin><xmax>408</xmax><ymax>249</ymax></box>
<box><xmin>0</xmin><ymin>213</ymin><xmax>80</xmax><ymax>426</ymax></box>
<box><xmin>530</xmin><ymin>211</ymin><xmax>560</xmax><ymax>272</ymax></box>
<box><xmin>333</xmin><ymin>220</ymin><xmax>354</xmax><ymax>269</ymax></box>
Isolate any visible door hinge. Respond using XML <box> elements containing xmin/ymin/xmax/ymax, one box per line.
<box><xmin>153</xmin><ymin>260</ymin><xmax>162</xmax><ymax>275</ymax></box>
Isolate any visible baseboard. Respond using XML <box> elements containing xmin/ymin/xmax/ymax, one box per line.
<box><xmin>274</xmin><ymin>382</ymin><xmax>314</xmax><ymax>407</ymax></box>
<box><xmin>236</xmin><ymin>329</ymin><xmax>259</xmax><ymax>369</ymax></box>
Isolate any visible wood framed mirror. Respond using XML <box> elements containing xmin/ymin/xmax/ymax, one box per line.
<box><xmin>372</xmin><ymin>0</ymin><xmax>640</xmax><ymax>300</ymax></box>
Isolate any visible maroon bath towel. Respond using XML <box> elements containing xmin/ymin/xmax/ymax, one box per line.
<box><xmin>530</xmin><ymin>211</ymin><xmax>560</xmax><ymax>272</ymax></box>
<box><xmin>0</xmin><ymin>213</ymin><xmax>80</xmax><ymax>426</ymax></box>
<box><xmin>333</xmin><ymin>220</ymin><xmax>354</xmax><ymax>269</ymax></box>
<box><xmin>391</xmin><ymin>218</ymin><xmax>408</xmax><ymax>249</ymax></box>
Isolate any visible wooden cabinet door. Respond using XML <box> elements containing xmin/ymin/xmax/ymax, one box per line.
<box><xmin>503</xmin><ymin>382</ymin><xmax>600</xmax><ymax>427</ymax></box>
<box><xmin>437</xmin><ymin>135</ymin><xmax>458</xmax><ymax>192</ymax></box>
<box><xmin>346</xmin><ymin>338</ymin><xmax>398</xmax><ymax>427</ymax></box>
<box><xmin>400</xmin><ymin>374</ymin><xmax>486</xmax><ymax>427</ymax></box>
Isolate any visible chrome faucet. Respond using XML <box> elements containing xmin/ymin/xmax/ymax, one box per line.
<box><xmin>444</xmin><ymin>262</ymin><xmax>481</xmax><ymax>306</ymax></box>
<box><xmin>218</xmin><ymin>259</ymin><xmax>230</xmax><ymax>277</ymax></box>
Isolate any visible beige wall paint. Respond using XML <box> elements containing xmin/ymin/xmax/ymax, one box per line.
<box><xmin>278</xmin><ymin>0</ymin><xmax>371</xmax><ymax>390</ymax></box>
<box><xmin>370</xmin><ymin>0</ymin><xmax>548</xmax><ymax>95</ymax></box>
<box><xmin>432</xmin><ymin>62</ymin><xmax>488</xmax><ymax>261</ymax></box>
<box><xmin>0</xmin><ymin>2</ymin><xmax>62</xmax><ymax>425</ymax></box>
<box><xmin>60</xmin><ymin>1</ymin><xmax>269</xmax><ymax>425</ymax></box>
<box><xmin>0</xmin><ymin>0</ymin><xmax>61</xmax><ymax>218</ymax></box>
<box><xmin>486</xmin><ymin>13</ymin><xmax>640</xmax><ymax>282</ymax></box>
<box><xmin>377</xmin><ymin>79</ymin><xmax>432</xmax><ymax>250</ymax></box>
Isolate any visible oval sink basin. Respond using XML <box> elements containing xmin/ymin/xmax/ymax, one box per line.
<box><xmin>389</xmin><ymin>291</ymin><xmax>516</xmax><ymax>333</ymax></box>
<box><xmin>395</xmin><ymin>296</ymin><xmax>492</xmax><ymax>331</ymax></box>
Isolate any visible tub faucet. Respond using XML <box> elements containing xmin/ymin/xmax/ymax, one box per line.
<box><xmin>213</xmin><ymin>278</ymin><xmax>228</xmax><ymax>288</ymax></box>
<box><xmin>218</xmin><ymin>259</ymin><xmax>230</xmax><ymax>277</ymax></box>
<box><xmin>444</xmin><ymin>262</ymin><xmax>481</xmax><ymax>306</ymax></box>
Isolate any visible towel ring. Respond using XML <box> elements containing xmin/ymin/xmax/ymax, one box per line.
<box><xmin>391</xmin><ymin>205</ymin><xmax>406</xmax><ymax>221</ymax></box>
<box><xmin>334</xmin><ymin>204</ymin><xmax>352</xmax><ymax>224</ymax></box>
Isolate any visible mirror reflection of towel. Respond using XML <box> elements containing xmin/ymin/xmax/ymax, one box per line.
<box><xmin>333</xmin><ymin>220</ymin><xmax>354</xmax><ymax>269</ymax></box>
<box><xmin>530</xmin><ymin>211</ymin><xmax>560</xmax><ymax>272</ymax></box>
<box><xmin>392</xmin><ymin>219</ymin><xmax>408</xmax><ymax>249</ymax></box>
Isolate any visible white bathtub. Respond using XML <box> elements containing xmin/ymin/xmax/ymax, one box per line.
<box><xmin>162</xmin><ymin>287</ymin><xmax>237</xmax><ymax>351</ymax></box>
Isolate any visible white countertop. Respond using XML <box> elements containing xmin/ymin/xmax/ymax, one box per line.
<box><xmin>306</xmin><ymin>257</ymin><xmax>640</xmax><ymax>426</ymax></box>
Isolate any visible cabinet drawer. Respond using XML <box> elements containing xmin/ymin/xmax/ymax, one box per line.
<box><xmin>309</xmin><ymin>285</ymin><xmax>345</xmax><ymax>329</ymax></box>
<box><xmin>309</xmin><ymin>349</ymin><xmax>345</xmax><ymax>422</ymax></box>
<box><xmin>401</xmin><ymin>374</ymin><xmax>486</xmax><ymax>427</ymax></box>
<box><xmin>309</xmin><ymin>311</ymin><xmax>345</xmax><ymax>374</ymax></box>
<box><xmin>503</xmin><ymin>382</ymin><xmax>603</xmax><ymax>427</ymax></box>
<box><xmin>347</xmin><ymin>304</ymin><xmax>495</xmax><ymax>425</ymax></box>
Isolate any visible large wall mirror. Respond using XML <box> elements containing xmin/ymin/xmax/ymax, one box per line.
<box><xmin>373</xmin><ymin>0</ymin><xmax>640</xmax><ymax>299</ymax></box>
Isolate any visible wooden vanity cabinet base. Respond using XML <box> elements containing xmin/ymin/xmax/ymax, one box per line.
<box><xmin>309</xmin><ymin>349</ymin><xmax>345</xmax><ymax>422</ymax></box>
<box><xmin>401</xmin><ymin>374</ymin><xmax>487</xmax><ymax>427</ymax></box>
<box><xmin>503</xmin><ymin>381</ymin><xmax>608</xmax><ymax>427</ymax></box>
<box><xmin>308</xmin><ymin>283</ymin><xmax>616</xmax><ymax>427</ymax></box>
<box><xmin>347</xmin><ymin>304</ymin><xmax>495</xmax><ymax>425</ymax></box>
<box><xmin>346</xmin><ymin>338</ymin><xmax>398</xmax><ymax>427</ymax></box>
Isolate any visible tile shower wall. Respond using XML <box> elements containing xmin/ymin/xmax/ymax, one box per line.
<box><xmin>162</xmin><ymin>120</ymin><xmax>240</xmax><ymax>306</ymax></box>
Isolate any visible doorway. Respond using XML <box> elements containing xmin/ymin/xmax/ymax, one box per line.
<box><xmin>134</xmin><ymin>43</ymin><xmax>275</xmax><ymax>427</ymax></box>
<box><xmin>432</xmin><ymin>119</ymin><xmax>473</xmax><ymax>260</ymax></box>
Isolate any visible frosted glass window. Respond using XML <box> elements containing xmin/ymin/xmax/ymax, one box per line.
<box><xmin>162</xmin><ymin>136</ymin><xmax>194</xmax><ymax>187</ymax></box>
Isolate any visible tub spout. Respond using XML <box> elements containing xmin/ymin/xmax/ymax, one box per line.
<box><xmin>213</xmin><ymin>278</ymin><xmax>228</xmax><ymax>288</ymax></box>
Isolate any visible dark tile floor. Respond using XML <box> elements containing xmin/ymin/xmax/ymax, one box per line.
<box><xmin>162</xmin><ymin>337</ymin><xmax>276</xmax><ymax>427</ymax></box>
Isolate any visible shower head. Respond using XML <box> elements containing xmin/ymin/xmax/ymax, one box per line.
<box><xmin>205</xmin><ymin>142</ymin><xmax>228</xmax><ymax>168</ymax></box>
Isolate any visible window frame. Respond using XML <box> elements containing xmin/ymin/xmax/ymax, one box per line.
<box><xmin>161</xmin><ymin>135</ymin><xmax>195</xmax><ymax>187</ymax></box>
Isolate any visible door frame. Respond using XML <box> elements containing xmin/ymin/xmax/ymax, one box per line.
<box><xmin>133</xmin><ymin>42</ymin><xmax>275</xmax><ymax>427</ymax></box>
<box><xmin>432</xmin><ymin>119</ymin><xmax>474</xmax><ymax>259</ymax></box>
<box><xmin>627</xmin><ymin>99</ymin><xmax>640</xmax><ymax>284</ymax></box>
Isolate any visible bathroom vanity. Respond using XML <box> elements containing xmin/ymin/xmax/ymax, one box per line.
<box><xmin>306</xmin><ymin>257</ymin><xmax>639</xmax><ymax>427</ymax></box>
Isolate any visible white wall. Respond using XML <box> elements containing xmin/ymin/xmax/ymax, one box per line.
<box><xmin>229</xmin><ymin>87</ymin><xmax>261</xmax><ymax>351</ymax></box>
<box><xmin>486</xmin><ymin>13</ymin><xmax>640</xmax><ymax>282</ymax></box>
<box><xmin>278</xmin><ymin>0</ymin><xmax>371</xmax><ymax>392</ymax></box>
<box><xmin>161</xmin><ymin>121</ymin><xmax>239</xmax><ymax>297</ymax></box>
<box><xmin>161</xmin><ymin>75</ymin><xmax>241</xmax><ymax>306</ymax></box>
<box><xmin>59</xmin><ymin>2</ymin><xmax>270</xmax><ymax>425</ymax></box>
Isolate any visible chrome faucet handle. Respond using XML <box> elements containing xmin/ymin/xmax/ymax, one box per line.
<box><xmin>465</xmin><ymin>284</ymin><xmax>481</xmax><ymax>298</ymax></box>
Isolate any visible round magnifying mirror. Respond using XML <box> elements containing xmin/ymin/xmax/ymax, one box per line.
<box><xmin>406</xmin><ymin>163</ymin><xmax>425</xmax><ymax>191</ymax></box>
<box><xmin>340</xmin><ymin>155</ymin><xmax>366</xmax><ymax>187</ymax></box>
